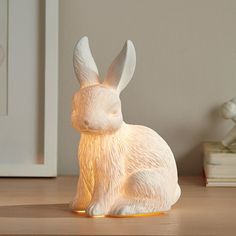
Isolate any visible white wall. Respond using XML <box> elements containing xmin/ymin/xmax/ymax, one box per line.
<box><xmin>58</xmin><ymin>0</ymin><xmax>236</xmax><ymax>175</ymax></box>
<box><xmin>0</xmin><ymin>0</ymin><xmax>8</xmax><ymax>115</ymax></box>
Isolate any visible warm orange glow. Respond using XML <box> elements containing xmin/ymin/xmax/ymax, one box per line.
<box><xmin>75</xmin><ymin>210</ymin><xmax>86</xmax><ymax>213</ymax></box>
<box><xmin>74</xmin><ymin>209</ymin><xmax>164</xmax><ymax>218</ymax></box>
<box><xmin>90</xmin><ymin>215</ymin><xmax>106</xmax><ymax>218</ymax></box>
<box><xmin>108</xmin><ymin>212</ymin><xmax>164</xmax><ymax>218</ymax></box>
<box><xmin>74</xmin><ymin>210</ymin><xmax>87</xmax><ymax>217</ymax></box>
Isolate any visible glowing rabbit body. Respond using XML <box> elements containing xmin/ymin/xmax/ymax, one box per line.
<box><xmin>71</xmin><ymin>37</ymin><xmax>181</xmax><ymax>216</ymax></box>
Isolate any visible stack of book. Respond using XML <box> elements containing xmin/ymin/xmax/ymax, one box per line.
<box><xmin>203</xmin><ymin>142</ymin><xmax>236</xmax><ymax>187</ymax></box>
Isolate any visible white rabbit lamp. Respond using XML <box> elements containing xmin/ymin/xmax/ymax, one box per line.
<box><xmin>71</xmin><ymin>37</ymin><xmax>181</xmax><ymax>217</ymax></box>
<box><xmin>220</xmin><ymin>98</ymin><xmax>236</xmax><ymax>147</ymax></box>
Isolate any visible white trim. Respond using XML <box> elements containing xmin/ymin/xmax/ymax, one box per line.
<box><xmin>0</xmin><ymin>0</ymin><xmax>58</xmax><ymax>177</ymax></box>
<box><xmin>43</xmin><ymin>0</ymin><xmax>58</xmax><ymax>176</ymax></box>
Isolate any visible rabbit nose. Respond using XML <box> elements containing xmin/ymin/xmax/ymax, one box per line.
<box><xmin>84</xmin><ymin>119</ymin><xmax>89</xmax><ymax>127</ymax></box>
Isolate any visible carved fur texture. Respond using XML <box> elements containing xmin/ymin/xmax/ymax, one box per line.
<box><xmin>71</xmin><ymin>37</ymin><xmax>181</xmax><ymax>216</ymax></box>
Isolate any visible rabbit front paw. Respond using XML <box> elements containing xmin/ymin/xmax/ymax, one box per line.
<box><xmin>87</xmin><ymin>202</ymin><xmax>107</xmax><ymax>216</ymax></box>
<box><xmin>70</xmin><ymin>197</ymin><xmax>90</xmax><ymax>211</ymax></box>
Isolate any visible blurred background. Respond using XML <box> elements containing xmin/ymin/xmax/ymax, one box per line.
<box><xmin>58</xmin><ymin>0</ymin><xmax>236</xmax><ymax>175</ymax></box>
<box><xmin>1</xmin><ymin>0</ymin><xmax>236</xmax><ymax>176</ymax></box>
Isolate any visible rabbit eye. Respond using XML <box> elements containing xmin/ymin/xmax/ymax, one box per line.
<box><xmin>108</xmin><ymin>102</ymin><xmax>120</xmax><ymax>115</ymax></box>
<box><xmin>110</xmin><ymin>110</ymin><xmax>118</xmax><ymax>115</ymax></box>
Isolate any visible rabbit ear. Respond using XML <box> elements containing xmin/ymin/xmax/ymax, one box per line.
<box><xmin>103</xmin><ymin>40</ymin><xmax>136</xmax><ymax>94</ymax></box>
<box><xmin>73</xmin><ymin>36</ymin><xmax>99</xmax><ymax>88</ymax></box>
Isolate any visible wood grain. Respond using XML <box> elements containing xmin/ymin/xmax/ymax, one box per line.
<box><xmin>0</xmin><ymin>176</ymin><xmax>235</xmax><ymax>235</ymax></box>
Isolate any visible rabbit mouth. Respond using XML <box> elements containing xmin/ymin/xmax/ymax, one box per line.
<box><xmin>80</xmin><ymin>127</ymin><xmax>104</xmax><ymax>134</ymax></box>
<box><xmin>79</xmin><ymin>126</ymin><xmax>118</xmax><ymax>135</ymax></box>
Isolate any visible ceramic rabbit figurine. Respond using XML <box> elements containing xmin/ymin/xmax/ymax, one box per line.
<box><xmin>71</xmin><ymin>36</ymin><xmax>181</xmax><ymax>217</ymax></box>
<box><xmin>220</xmin><ymin>97</ymin><xmax>236</xmax><ymax>147</ymax></box>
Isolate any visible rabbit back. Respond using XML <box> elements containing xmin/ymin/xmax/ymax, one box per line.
<box><xmin>125</xmin><ymin>124</ymin><xmax>178</xmax><ymax>181</ymax></box>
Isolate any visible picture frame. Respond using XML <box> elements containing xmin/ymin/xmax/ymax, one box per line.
<box><xmin>0</xmin><ymin>0</ymin><xmax>58</xmax><ymax>177</ymax></box>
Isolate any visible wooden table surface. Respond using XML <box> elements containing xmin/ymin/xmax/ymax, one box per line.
<box><xmin>0</xmin><ymin>176</ymin><xmax>235</xmax><ymax>235</ymax></box>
